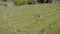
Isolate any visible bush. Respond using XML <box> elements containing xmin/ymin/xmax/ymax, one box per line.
<box><xmin>14</xmin><ymin>0</ymin><xmax>25</xmax><ymax>6</ymax></box>
<box><xmin>14</xmin><ymin>0</ymin><xmax>36</xmax><ymax>6</ymax></box>
<box><xmin>27</xmin><ymin>0</ymin><xmax>36</xmax><ymax>4</ymax></box>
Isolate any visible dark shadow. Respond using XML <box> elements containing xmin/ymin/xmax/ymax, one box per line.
<box><xmin>37</xmin><ymin>0</ymin><xmax>45</xmax><ymax>3</ymax></box>
<box><xmin>27</xmin><ymin>3</ymin><xmax>32</xmax><ymax>5</ymax></box>
<box><xmin>45</xmin><ymin>0</ymin><xmax>52</xmax><ymax>3</ymax></box>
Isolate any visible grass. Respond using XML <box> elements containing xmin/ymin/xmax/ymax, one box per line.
<box><xmin>0</xmin><ymin>3</ymin><xmax>60</xmax><ymax>34</ymax></box>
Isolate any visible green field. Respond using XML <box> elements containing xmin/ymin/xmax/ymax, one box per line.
<box><xmin>0</xmin><ymin>3</ymin><xmax>60</xmax><ymax>34</ymax></box>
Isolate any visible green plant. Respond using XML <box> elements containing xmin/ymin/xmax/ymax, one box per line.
<box><xmin>14</xmin><ymin>0</ymin><xmax>25</xmax><ymax>6</ymax></box>
<box><xmin>27</xmin><ymin>0</ymin><xmax>36</xmax><ymax>4</ymax></box>
<box><xmin>14</xmin><ymin>0</ymin><xmax>36</xmax><ymax>6</ymax></box>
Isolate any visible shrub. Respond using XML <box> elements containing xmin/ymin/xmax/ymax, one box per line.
<box><xmin>14</xmin><ymin>0</ymin><xmax>36</xmax><ymax>6</ymax></box>
<box><xmin>14</xmin><ymin>0</ymin><xmax>25</xmax><ymax>6</ymax></box>
<box><xmin>27</xmin><ymin>0</ymin><xmax>36</xmax><ymax>4</ymax></box>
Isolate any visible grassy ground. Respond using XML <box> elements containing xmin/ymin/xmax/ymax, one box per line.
<box><xmin>0</xmin><ymin>3</ymin><xmax>60</xmax><ymax>34</ymax></box>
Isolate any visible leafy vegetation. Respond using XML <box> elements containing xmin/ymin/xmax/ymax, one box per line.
<box><xmin>27</xmin><ymin>0</ymin><xmax>36</xmax><ymax>4</ymax></box>
<box><xmin>14</xmin><ymin>0</ymin><xmax>26</xmax><ymax>6</ymax></box>
<box><xmin>14</xmin><ymin>0</ymin><xmax>36</xmax><ymax>6</ymax></box>
<box><xmin>0</xmin><ymin>3</ymin><xmax>60</xmax><ymax>34</ymax></box>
